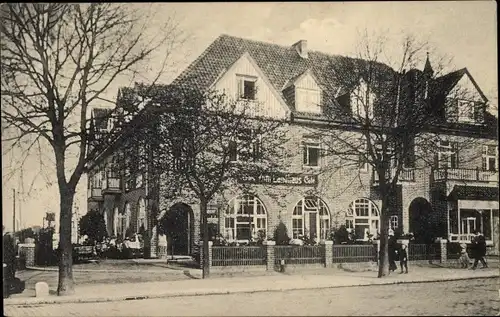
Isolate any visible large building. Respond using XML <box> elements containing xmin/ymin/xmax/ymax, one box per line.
<box><xmin>87</xmin><ymin>34</ymin><xmax>499</xmax><ymax>257</ymax></box>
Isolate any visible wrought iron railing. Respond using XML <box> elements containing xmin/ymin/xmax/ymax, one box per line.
<box><xmin>212</xmin><ymin>246</ymin><xmax>266</xmax><ymax>266</ymax></box>
<box><xmin>433</xmin><ymin>168</ymin><xmax>498</xmax><ymax>182</ymax></box>
<box><xmin>274</xmin><ymin>245</ymin><xmax>324</xmax><ymax>265</ymax></box>
<box><xmin>332</xmin><ymin>244</ymin><xmax>377</xmax><ymax>263</ymax></box>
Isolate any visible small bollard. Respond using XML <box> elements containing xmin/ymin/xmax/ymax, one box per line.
<box><xmin>280</xmin><ymin>259</ymin><xmax>286</xmax><ymax>273</ymax></box>
<box><xmin>35</xmin><ymin>282</ymin><xmax>49</xmax><ymax>297</ymax></box>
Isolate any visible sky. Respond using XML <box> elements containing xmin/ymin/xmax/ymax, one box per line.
<box><xmin>2</xmin><ymin>1</ymin><xmax>497</xmax><ymax>232</ymax></box>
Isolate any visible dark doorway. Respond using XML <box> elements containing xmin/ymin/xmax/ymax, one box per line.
<box><xmin>409</xmin><ymin>197</ymin><xmax>433</xmax><ymax>243</ymax></box>
<box><xmin>160</xmin><ymin>203</ymin><xmax>194</xmax><ymax>256</ymax></box>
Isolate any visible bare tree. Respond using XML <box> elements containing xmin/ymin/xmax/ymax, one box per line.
<box><xmin>118</xmin><ymin>84</ymin><xmax>288</xmax><ymax>278</ymax></box>
<box><xmin>308</xmin><ymin>30</ymin><xmax>487</xmax><ymax>277</ymax></box>
<box><xmin>1</xmin><ymin>3</ymin><xmax>184</xmax><ymax>295</ymax></box>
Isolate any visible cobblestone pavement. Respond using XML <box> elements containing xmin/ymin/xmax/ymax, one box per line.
<box><xmin>5</xmin><ymin>278</ymin><xmax>499</xmax><ymax>316</ymax></box>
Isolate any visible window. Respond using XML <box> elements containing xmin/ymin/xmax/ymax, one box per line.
<box><xmin>296</xmin><ymin>88</ymin><xmax>321</xmax><ymax>113</ymax></box>
<box><xmin>238</xmin><ymin>76</ymin><xmax>257</xmax><ymax>100</ymax></box>
<box><xmin>303</xmin><ymin>139</ymin><xmax>320</xmax><ymax>167</ymax></box>
<box><xmin>346</xmin><ymin>198</ymin><xmax>380</xmax><ymax>240</ymax></box>
<box><xmin>437</xmin><ymin>140</ymin><xmax>458</xmax><ymax>169</ymax></box>
<box><xmin>482</xmin><ymin>145</ymin><xmax>498</xmax><ymax>171</ymax></box>
<box><xmin>137</xmin><ymin>198</ymin><xmax>147</xmax><ymax>233</ymax></box>
<box><xmin>458</xmin><ymin>99</ymin><xmax>475</xmax><ymax>122</ymax></box>
<box><xmin>292</xmin><ymin>196</ymin><xmax>330</xmax><ymax>240</ymax></box>
<box><xmin>229</xmin><ymin>129</ymin><xmax>262</xmax><ymax>162</ymax></box>
<box><xmin>224</xmin><ymin>195</ymin><xmax>267</xmax><ymax>241</ymax></box>
<box><xmin>92</xmin><ymin>170</ymin><xmax>103</xmax><ymax>188</ymax></box>
<box><xmin>390</xmin><ymin>215</ymin><xmax>398</xmax><ymax>229</ymax></box>
<box><xmin>116</xmin><ymin>204</ymin><xmax>131</xmax><ymax>239</ymax></box>
<box><xmin>351</xmin><ymin>81</ymin><xmax>374</xmax><ymax>120</ymax></box>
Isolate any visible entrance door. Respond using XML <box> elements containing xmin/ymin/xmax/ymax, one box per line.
<box><xmin>162</xmin><ymin>203</ymin><xmax>193</xmax><ymax>256</ymax></box>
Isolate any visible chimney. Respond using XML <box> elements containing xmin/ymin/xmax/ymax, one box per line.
<box><xmin>292</xmin><ymin>40</ymin><xmax>308</xmax><ymax>59</ymax></box>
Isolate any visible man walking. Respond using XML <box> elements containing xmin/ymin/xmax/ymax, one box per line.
<box><xmin>471</xmin><ymin>231</ymin><xmax>488</xmax><ymax>270</ymax></box>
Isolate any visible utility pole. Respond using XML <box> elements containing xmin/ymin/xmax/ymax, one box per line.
<box><xmin>13</xmin><ymin>189</ymin><xmax>16</xmax><ymax>233</ymax></box>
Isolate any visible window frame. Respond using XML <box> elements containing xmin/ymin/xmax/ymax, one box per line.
<box><xmin>390</xmin><ymin>215</ymin><xmax>398</xmax><ymax>229</ymax></box>
<box><xmin>437</xmin><ymin>140</ymin><xmax>458</xmax><ymax>169</ymax></box>
<box><xmin>292</xmin><ymin>196</ymin><xmax>330</xmax><ymax>240</ymax></box>
<box><xmin>345</xmin><ymin>198</ymin><xmax>380</xmax><ymax>241</ymax></box>
<box><xmin>296</xmin><ymin>87</ymin><xmax>321</xmax><ymax>113</ymax></box>
<box><xmin>457</xmin><ymin>99</ymin><xmax>475</xmax><ymax>123</ymax></box>
<box><xmin>237</xmin><ymin>75</ymin><xmax>258</xmax><ymax>101</ymax></box>
<box><xmin>303</xmin><ymin>139</ymin><xmax>321</xmax><ymax>168</ymax></box>
<box><xmin>482</xmin><ymin>145</ymin><xmax>498</xmax><ymax>171</ymax></box>
<box><xmin>224</xmin><ymin>195</ymin><xmax>267</xmax><ymax>242</ymax></box>
<box><xmin>228</xmin><ymin>129</ymin><xmax>262</xmax><ymax>163</ymax></box>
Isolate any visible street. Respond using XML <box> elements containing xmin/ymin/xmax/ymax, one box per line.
<box><xmin>5</xmin><ymin>278</ymin><xmax>498</xmax><ymax>316</ymax></box>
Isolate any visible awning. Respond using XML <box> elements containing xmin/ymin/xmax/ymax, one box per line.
<box><xmin>448</xmin><ymin>185</ymin><xmax>499</xmax><ymax>201</ymax></box>
<box><xmin>458</xmin><ymin>200</ymin><xmax>499</xmax><ymax>210</ymax></box>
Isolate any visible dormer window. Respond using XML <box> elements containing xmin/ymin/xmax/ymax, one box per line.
<box><xmin>457</xmin><ymin>99</ymin><xmax>475</xmax><ymax>123</ymax></box>
<box><xmin>296</xmin><ymin>88</ymin><xmax>321</xmax><ymax>113</ymax></box>
<box><xmin>351</xmin><ymin>80</ymin><xmax>374</xmax><ymax>120</ymax></box>
<box><xmin>237</xmin><ymin>75</ymin><xmax>257</xmax><ymax>100</ymax></box>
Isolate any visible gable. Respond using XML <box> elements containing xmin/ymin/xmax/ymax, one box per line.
<box><xmin>212</xmin><ymin>52</ymin><xmax>289</xmax><ymax>119</ymax></box>
<box><xmin>447</xmin><ymin>71</ymin><xmax>487</xmax><ymax>103</ymax></box>
<box><xmin>294</xmin><ymin>71</ymin><xmax>321</xmax><ymax>91</ymax></box>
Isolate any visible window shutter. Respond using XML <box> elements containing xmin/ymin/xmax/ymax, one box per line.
<box><xmin>446</xmin><ymin>99</ymin><xmax>458</xmax><ymax>122</ymax></box>
<box><xmin>237</xmin><ymin>78</ymin><xmax>243</xmax><ymax>98</ymax></box>
<box><xmin>451</xmin><ymin>142</ymin><xmax>459</xmax><ymax>168</ymax></box>
<box><xmin>474</xmin><ymin>102</ymin><xmax>485</xmax><ymax>123</ymax></box>
<box><xmin>303</xmin><ymin>145</ymin><xmax>308</xmax><ymax>165</ymax></box>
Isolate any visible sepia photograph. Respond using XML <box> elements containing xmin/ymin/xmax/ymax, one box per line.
<box><xmin>2</xmin><ymin>2</ymin><xmax>498</xmax><ymax>316</ymax></box>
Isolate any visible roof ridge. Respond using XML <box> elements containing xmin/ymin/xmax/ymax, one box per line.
<box><xmin>219</xmin><ymin>33</ymin><xmax>348</xmax><ymax>60</ymax></box>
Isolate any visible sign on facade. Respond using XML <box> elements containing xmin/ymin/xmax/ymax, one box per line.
<box><xmin>239</xmin><ymin>173</ymin><xmax>318</xmax><ymax>186</ymax></box>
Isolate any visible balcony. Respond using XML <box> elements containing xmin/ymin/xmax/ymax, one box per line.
<box><xmin>102</xmin><ymin>177</ymin><xmax>122</xmax><ymax>194</ymax></box>
<box><xmin>373</xmin><ymin>168</ymin><xmax>415</xmax><ymax>184</ymax></box>
<box><xmin>87</xmin><ymin>187</ymin><xmax>103</xmax><ymax>201</ymax></box>
<box><xmin>433</xmin><ymin>168</ymin><xmax>498</xmax><ymax>183</ymax></box>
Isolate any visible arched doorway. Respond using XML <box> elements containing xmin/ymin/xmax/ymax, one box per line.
<box><xmin>409</xmin><ymin>197</ymin><xmax>433</xmax><ymax>243</ymax></box>
<box><xmin>160</xmin><ymin>203</ymin><xmax>194</xmax><ymax>255</ymax></box>
<box><xmin>291</xmin><ymin>196</ymin><xmax>330</xmax><ymax>240</ymax></box>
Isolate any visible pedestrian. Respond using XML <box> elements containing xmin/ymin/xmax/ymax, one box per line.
<box><xmin>471</xmin><ymin>231</ymin><xmax>488</xmax><ymax>270</ymax></box>
<box><xmin>458</xmin><ymin>242</ymin><xmax>470</xmax><ymax>268</ymax></box>
<box><xmin>388</xmin><ymin>230</ymin><xmax>398</xmax><ymax>273</ymax></box>
<box><xmin>399</xmin><ymin>243</ymin><xmax>408</xmax><ymax>274</ymax></box>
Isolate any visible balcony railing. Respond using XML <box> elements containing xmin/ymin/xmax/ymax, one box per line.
<box><xmin>87</xmin><ymin>187</ymin><xmax>103</xmax><ymax>200</ymax></box>
<box><xmin>433</xmin><ymin>168</ymin><xmax>498</xmax><ymax>182</ymax></box>
<box><xmin>102</xmin><ymin>177</ymin><xmax>122</xmax><ymax>194</ymax></box>
<box><xmin>373</xmin><ymin>168</ymin><xmax>415</xmax><ymax>183</ymax></box>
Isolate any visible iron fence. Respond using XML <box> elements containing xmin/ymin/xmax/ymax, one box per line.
<box><xmin>212</xmin><ymin>246</ymin><xmax>266</xmax><ymax>266</ymax></box>
<box><xmin>408</xmin><ymin>243</ymin><xmax>441</xmax><ymax>261</ymax></box>
<box><xmin>332</xmin><ymin>244</ymin><xmax>377</xmax><ymax>263</ymax></box>
<box><xmin>274</xmin><ymin>245</ymin><xmax>324</xmax><ymax>265</ymax></box>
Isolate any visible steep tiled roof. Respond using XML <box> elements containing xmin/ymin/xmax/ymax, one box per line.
<box><xmin>432</xmin><ymin>68</ymin><xmax>467</xmax><ymax>97</ymax></box>
<box><xmin>172</xmin><ymin>34</ymin><xmax>395</xmax><ymax>111</ymax></box>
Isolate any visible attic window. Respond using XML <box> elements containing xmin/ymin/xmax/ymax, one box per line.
<box><xmin>237</xmin><ymin>75</ymin><xmax>257</xmax><ymax>100</ymax></box>
<box><xmin>296</xmin><ymin>88</ymin><xmax>321</xmax><ymax>113</ymax></box>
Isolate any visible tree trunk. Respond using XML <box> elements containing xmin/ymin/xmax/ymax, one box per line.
<box><xmin>57</xmin><ymin>186</ymin><xmax>76</xmax><ymax>295</ymax></box>
<box><xmin>377</xmin><ymin>169</ymin><xmax>391</xmax><ymax>278</ymax></box>
<box><xmin>377</xmin><ymin>214</ymin><xmax>390</xmax><ymax>278</ymax></box>
<box><xmin>200</xmin><ymin>199</ymin><xmax>210</xmax><ymax>279</ymax></box>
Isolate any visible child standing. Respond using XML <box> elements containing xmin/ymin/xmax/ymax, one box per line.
<box><xmin>399</xmin><ymin>244</ymin><xmax>408</xmax><ymax>274</ymax></box>
<box><xmin>459</xmin><ymin>243</ymin><xmax>470</xmax><ymax>268</ymax></box>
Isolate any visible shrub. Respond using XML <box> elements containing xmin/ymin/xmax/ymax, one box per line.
<box><xmin>332</xmin><ymin>225</ymin><xmax>350</xmax><ymax>244</ymax></box>
<box><xmin>273</xmin><ymin>222</ymin><xmax>290</xmax><ymax>245</ymax></box>
<box><xmin>255</xmin><ymin>229</ymin><xmax>266</xmax><ymax>245</ymax></box>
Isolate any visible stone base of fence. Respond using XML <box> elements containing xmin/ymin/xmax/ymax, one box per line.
<box><xmin>440</xmin><ymin>239</ymin><xmax>447</xmax><ymax>263</ymax></box>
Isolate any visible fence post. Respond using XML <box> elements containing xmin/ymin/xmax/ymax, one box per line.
<box><xmin>321</xmin><ymin>240</ymin><xmax>333</xmax><ymax>268</ymax></box>
<box><xmin>440</xmin><ymin>239</ymin><xmax>447</xmax><ymax>263</ymax></box>
<box><xmin>263</xmin><ymin>240</ymin><xmax>275</xmax><ymax>271</ymax></box>
<box><xmin>208</xmin><ymin>241</ymin><xmax>213</xmax><ymax>269</ymax></box>
<box><xmin>18</xmin><ymin>243</ymin><xmax>36</xmax><ymax>267</ymax></box>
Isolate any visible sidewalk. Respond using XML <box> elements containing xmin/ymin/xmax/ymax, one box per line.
<box><xmin>4</xmin><ymin>266</ymin><xmax>498</xmax><ymax>306</ymax></box>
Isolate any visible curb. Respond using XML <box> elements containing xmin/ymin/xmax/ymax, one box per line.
<box><xmin>5</xmin><ymin>273</ymin><xmax>497</xmax><ymax>306</ymax></box>
<box><xmin>24</xmin><ymin>266</ymin><xmax>200</xmax><ymax>275</ymax></box>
